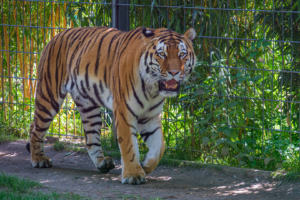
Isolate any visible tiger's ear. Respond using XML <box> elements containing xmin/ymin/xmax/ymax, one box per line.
<box><xmin>142</xmin><ymin>28</ymin><xmax>155</xmax><ymax>43</ymax></box>
<box><xmin>184</xmin><ymin>27</ymin><xmax>196</xmax><ymax>42</ymax></box>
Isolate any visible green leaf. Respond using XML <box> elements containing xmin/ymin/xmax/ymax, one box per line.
<box><xmin>245</xmin><ymin>111</ymin><xmax>255</xmax><ymax>118</ymax></box>
<box><xmin>224</xmin><ymin>128</ymin><xmax>232</xmax><ymax>137</ymax></box>
<box><xmin>227</xmin><ymin>140</ymin><xmax>239</xmax><ymax>152</ymax></box>
<box><xmin>248</xmin><ymin>75</ymin><xmax>262</xmax><ymax>83</ymax></box>
<box><xmin>221</xmin><ymin>146</ymin><xmax>229</xmax><ymax>156</ymax></box>
<box><xmin>238</xmin><ymin>161</ymin><xmax>245</xmax><ymax>167</ymax></box>
<box><xmin>228</xmin><ymin>102</ymin><xmax>238</xmax><ymax>108</ymax></box>
<box><xmin>216</xmin><ymin>138</ymin><xmax>224</xmax><ymax>146</ymax></box>
<box><xmin>214</xmin><ymin>110</ymin><xmax>222</xmax><ymax>116</ymax></box>
<box><xmin>264</xmin><ymin>157</ymin><xmax>272</xmax><ymax>166</ymax></box>
<box><xmin>248</xmin><ymin>155</ymin><xmax>254</xmax><ymax>162</ymax></box>
<box><xmin>212</xmin><ymin>132</ymin><xmax>219</xmax><ymax>139</ymax></box>
<box><xmin>275</xmin><ymin>163</ymin><xmax>283</xmax><ymax>169</ymax></box>
<box><xmin>238</xmin><ymin>101</ymin><xmax>245</xmax><ymax>107</ymax></box>
<box><xmin>248</xmin><ymin>51</ymin><xmax>258</xmax><ymax>60</ymax></box>
<box><xmin>202</xmin><ymin>137</ymin><xmax>210</xmax><ymax>146</ymax></box>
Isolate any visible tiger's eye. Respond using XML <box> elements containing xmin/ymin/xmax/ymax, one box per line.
<box><xmin>160</xmin><ymin>52</ymin><xmax>165</xmax><ymax>56</ymax></box>
<box><xmin>180</xmin><ymin>52</ymin><xmax>186</xmax><ymax>57</ymax></box>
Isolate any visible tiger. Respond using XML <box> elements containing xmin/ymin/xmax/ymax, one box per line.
<box><xmin>28</xmin><ymin>26</ymin><xmax>196</xmax><ymax>185</ymax></box>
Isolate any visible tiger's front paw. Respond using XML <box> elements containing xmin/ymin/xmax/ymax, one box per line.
<box><xmin>97</xmin><ymin>157</ymin><xmax>115</xmax><ymax>173</ymax></box>
<box><xmin>30</xmin><ymin>155</ymin><xmax>53</xmax><ymax>168</ymax></box>
<box><xmin>122</xmin><ymin>167</ymin><xmax>146</xmax><ymax>185</ymax></box>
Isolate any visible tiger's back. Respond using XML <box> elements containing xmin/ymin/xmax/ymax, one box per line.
<box><xmin>38</xmin><ymin>27</ymin><xmax>126</xmax><ymax>110</ymax></box>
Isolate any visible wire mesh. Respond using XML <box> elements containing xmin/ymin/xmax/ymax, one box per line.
<box><xmin>1</xmin><ymin>0</ymin><xmax>299</xmax><ymax>171</ymax></box>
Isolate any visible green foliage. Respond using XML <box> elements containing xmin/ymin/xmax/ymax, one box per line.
<box><xmin>65</xmin><ymin>144</ymin><xmax>86</xmax><ymax>154</ymax></box>
<box><xmin>53</xmin><ymin>140</ymin><xmax>65</xmax><ymax>151</ymax></box>
<box><xmin>272</xmin><ymin>171</ymin><xmax>300</xmax><ymax>182</ymax></box>
<box><xmin>0</xmin><ymin>173</ymin><xmax>90</xmax><ymax>200</ymax></box>
<box><xmin>0</xmin><ymin>191</ymin><xmax>90</xmax><ymax>200</ymax></box>
<box><xmin>0</xmin><ymin>173</ymin><xmax>42</xmax><ymax>192</ymax></box>
<box><xmin>0</xmin><ymin>118</ymin><xmax>29</xmax><ymax>144</ymax></box>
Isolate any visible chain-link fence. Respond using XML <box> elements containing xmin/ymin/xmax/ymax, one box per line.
<box><xmin>1</xmin><ymin>0</ymin><xmax>300</xmax><ymax>171</ymax></box>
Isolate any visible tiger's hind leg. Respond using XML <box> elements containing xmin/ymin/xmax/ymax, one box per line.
<box><xmin>75</xmin><ymin>101</ymin><xmax>115</xmax><ymax>173</ymax></box>
<box><xmin>30</xmin><ymin>93</ymin><xmax>65</xmax><ymax>168</ymax></box>
<box><xmin>137</xmin><ymin>114</ymin><xmax>165</xmax><ymax>174</ymax></box>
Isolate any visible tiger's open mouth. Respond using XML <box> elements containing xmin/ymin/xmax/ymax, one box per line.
<box><xmin>159</xmin><ymin>79</ymin><xmax>180</xmax><ymax>92</ymax></box>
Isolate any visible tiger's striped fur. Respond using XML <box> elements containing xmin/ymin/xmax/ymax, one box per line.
<box><xmin>29</xmin><ymin>26</ymin><xmax>196</xmax><ymax>185</ymax></box>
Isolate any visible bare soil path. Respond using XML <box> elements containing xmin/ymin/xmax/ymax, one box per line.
<box><xmin>0</xmin><ymin>141</ymin><xmax>299</xmax><ymax>200</ymax></box>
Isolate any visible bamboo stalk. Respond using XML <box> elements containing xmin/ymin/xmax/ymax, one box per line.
<box><xmin>0</xmin><ymin>38</ymin><xmax>3</xmax><ymax>93</ymax></box>
<box><xmin>23</xmin><ymin>12</ymin><xmax>29</xmax><ymax>111</ymax></box>
<box><xmin>29</xmin><ymin>38</ymin><xmax>35</xmax><ymax>98</ymax></box>
<box><xmin>67</xmin><ymin>102</ymin><xmax>75</xmax><ymax>134</ymax></box>
<box><xmin>67</xmin><ymin>103</ymin><xmax>75</xmax><ymax>121</ymax></box>
<box><xmin>190</xmin><ymin>105</ymin><xmax>195</xmax><ymax>152</ymax></box>
<box><xmin>70</xmin><ymin>8</ymin><xmax>74</xmax><ymax>29</ymax></box>
<box><xmin>9</xmin><ymin>58</ymin><xmax>16</xmax><ymax>112</ymax></box>
<box><xmin>0</xmin><ymin>35</ymin><xmax>5</xmax><ymax>120</ymax></box>
<box><xmin>63</xmin><ymin>3</ymin><xmax>67</xmax><ymax>28</ymax></box>
<box><xmin>14</xmin><ymin>8</ymin><xmax>23</xmax><ymax>68</ymax></box>
<box><xmin>51</xmin><ymin>2</ymin><xmax>55</xmax><ymax>38</ymax></box>
<box><xmin>28</xmin><ymin>6</ymin><xmax>36</xmax><ymax>98</ymax></box>
<box><xmin>23</xmin><ymin>35</ymin><xmax>30</xmax><ymax>111</ymax></box>
<box><xmin>73</xmin><ymin>109</ymin><xmax>76</xmax><ymax>135</ymax></box>
<box><xmin>32</xmin><ymin>79</ymin><xmax>37</xmax><ymax>98</ymax></box>
<box><xmin>3</xmin><ymin>17</ymin><xmax>14</xmax><ymax>111</ymax></box>
<box><xmin>40</xmin><ymin>3</ymin><xmax>44</xmax><ymax>44</ymax></box>
<box><xmin>14</xmin><ymin>4</ymin><xmax>25</xmax><ymax>103</ymax></box>
<box><xmin>33</xmin><ymin>19</ymin><xmax>38</xmax><ymax>95</ymax></box>
<box><xmin>32</xmin><ymin>40</ymin><xmax>37</xmax><ymax>97</ymax></box>
<box><xmin>3</xmin><ymin>19</ymin><xmax>9</xmax><ymax>65</ymax></box>
<box><xmin>55</xmin><ymin>5</ymin><xmax>60</xmax><ymax>33</ymax></box>
<box><xmin>44</xmin><ymin>15</ymin><xmax>52</xmax><ymax>44</ymax></box>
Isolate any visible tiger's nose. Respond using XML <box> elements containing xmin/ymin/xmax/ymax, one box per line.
<box><xmin>167</xmin><ymin>70</ymin><xmax>180</xmax><ymax>76</ymax></box>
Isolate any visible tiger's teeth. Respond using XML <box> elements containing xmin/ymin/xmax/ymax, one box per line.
<box><xmin>165</xmin><ymin>83</ymin><xmax>178</xmax><ymax>89</ymax></box>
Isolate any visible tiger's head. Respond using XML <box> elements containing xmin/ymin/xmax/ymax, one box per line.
<box><xmin>140</xmin><ymin>27</ymin><xmax>197</xmax><ymax>97</ymax></box>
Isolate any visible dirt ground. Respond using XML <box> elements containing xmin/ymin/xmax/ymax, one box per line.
<box><xmin>0</xmin><ymin>140</ymin><xmax>299</xmax><ymax>200</ymax></box>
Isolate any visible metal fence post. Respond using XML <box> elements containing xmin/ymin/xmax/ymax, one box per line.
<box><xmin>112</xmin><ymin>0</ymin><xmax>129</xmax><ymax>31</ymax></box>
<box><xmin>111</xmin><ymin>0</ymin><xmax>130</xmax><ymax>145</ymax></box>
<box><xmin>112</xmin><ymin>0</ymin><xmax>117</xmax><ymax>29</ymax></box>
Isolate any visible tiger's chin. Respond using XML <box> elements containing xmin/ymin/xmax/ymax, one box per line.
<box><xmin>158</xmin><ymin>79</ymin><xmax>180</xmax><ymax>97</ymax></box>
<box><xmin>159</xmin><ymin>90</ymin><xmax>179</xmax><ymax>97</ymax></box>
